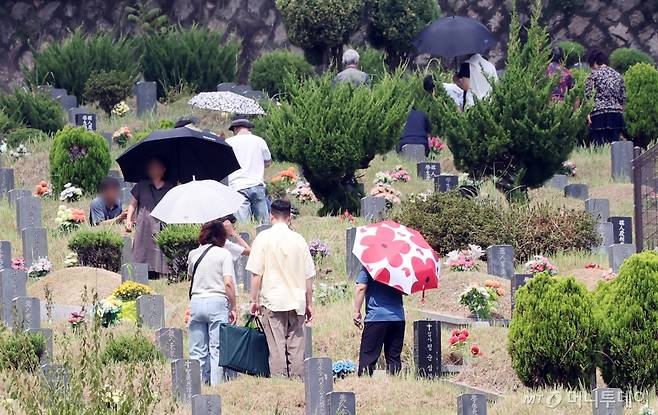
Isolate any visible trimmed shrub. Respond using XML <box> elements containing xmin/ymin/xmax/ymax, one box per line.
<box><xmin>558</xmin><ymin>40</ymin><xmax>585</xmax><ymax>67</ymax></box>
<box><xmin>5</xmin><ymin>128</ymin><xmax>49</xmax><ymax>148</ymax></box>
<box><xmin>0</xmin><ymin>331</ymin><xmax>46</xmax><ymax>372</ymax></box>
<box><xmin>101</xmin><ymin>333</ymin><xmax>163</xmax><ymax>364</ymax></box>
<box><xmin>0</xmin><ymin>89</ymin><xmax>65</xmax><ymax>134</ymax></box>
<box><xmin>83</xmin><ymin>70</ymin><xmax>135</xmax><ymax>115</ymax></box>
<box><xmin>154</xmin><ymin>225</ymin><xmax>200</xmax><ymax>283</ymax></box>
<box><xmin>509</xmin><ymin>274</ymin><xmax>596</xmax><ymax>388</ymax></box>
<box><xmin>23</xmin><ymin>31</ymin><xmax>139</xmax><ymax>102</ymax></box>
<box><xmin>625</xmin><ymin>63</ymin><xmax>658</xmax><ymax>147</ymax></box>
<box><xmin>141</xmin><ymin>25</ymin><xmax>240</xmax><ymax>99</ymax></box>
<box><xmin>49</xmin><ymin>126</ymin><xmax>111</xmax><ymax>194</ymax></box>
<box><xmin>249</xmin><ymin>50</ymin><xmax>315</xmax><ymax>97</ymax></box>
<box><xmin>610</xmin><ymin>48</ymin><xmax>655</xmax><ymax>73</ymax></box>
<box><xmin>0</xmin><ymin>109</ymin><xmax>14</xmax><ymax>133</ymax></box>
<box><xmin>594</xmin><ymin>251</ymin><xmax>658</xmax><ymax>390</ymax></box>
<box><xmin>357</xmin><ymin>47</ymin><xmax>388</xmax><ymax>83</ymax></box>
<box><xmin>68</xmin><ymin>229</ymin><xmax>123</xmax><ymax>272</ymax></box>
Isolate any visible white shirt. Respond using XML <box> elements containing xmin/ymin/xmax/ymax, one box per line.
<box><xmin>226</xmin><ymin>132</ymin><xmax>272</xmax><ymax>191</ymax></box>
<box><xmin>467</xmin><ymin>54</ymin><xmax>498</xmax><ymax>100</ymax></box>
<box><xmin>188</xmin><ymin>245</ymin><xmax>235</xmax><ymax>298</ymax></box>
<box><xmin>442</xmin><ymin>83</ymin><xmax>474</xmax><ymax>110</ymax></box>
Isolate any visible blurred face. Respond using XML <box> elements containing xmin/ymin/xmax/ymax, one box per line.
<box><xmin>147</xmin><ymin>159</ymin><xmax>166</xmax><ymax>181</ymax></box>
<box><xmin>101</xmin><ymin>186</ymin><xmax>119</xmax><ymax>206</ymax></box>
<box><xmin>454</xmin><ymin>74</ymin><xmax>470</xmax><ymax>92</ymax></box>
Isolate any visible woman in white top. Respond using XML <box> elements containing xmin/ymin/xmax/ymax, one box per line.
<box><xmin>187</xmin><ymin>219</ymin><xmax>237</xmax><ymax>385</ymax></box>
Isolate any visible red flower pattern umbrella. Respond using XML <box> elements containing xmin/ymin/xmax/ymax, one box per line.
<box><xmin>352</xmin><ymin>221</ymin><xmax>440</xmax><ymax>295</ymax></box>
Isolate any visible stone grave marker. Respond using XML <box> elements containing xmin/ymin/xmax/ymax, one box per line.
<box><xmin>304</xmin><ymin>325</ymin><xmax>313</xmax><ymax>359</ymax></box>
<box><xmin>171</xmin><ymin>358</ymin><xmax>202</xmax><ymax>403</ymax></box>
<box><xmin>511</xmin><ymin>274</ymin><xmax>533</xmax><ymax>313</ymax></box>
<box><xmin>26</xmin><ymin>327</ymin><xmax>53</xmax><ymax>364</ymax></box>
<box><xmin>12</xmin><ymin>296</ymin><xmax>41</xmax><ymax>331</ymax></box>
<box><xmin>244</xmin><ymin>90</ymin><xmax>266</xmax><ymax>101</ymax></box>
<box><xmin>16</xmin><ymin>196</ymin><xmax>42</xmax><ymax>230</ymax></box>
<box><xmin>192</xmin><ymin>394</ymin><xmax>221</xmax><ymax>415</ymax></box>
<box><xmin>413</xmin><ymin>320</ymin><xmax>441</xmax><ymax>378</ymax></box>
<box><xmin>136</xmin><ymin>81</ymin><xmax>157</xmax><ymax>115</ymax></box>
<box><xmin>58</xmin><ymin>94</ymin><xmax>77</xmax><ymax>110</ymax></box>
<box><xmin>67</xmin><ymin>107</ymin><xmax>85</xmax><ymax>124</ymax></box>
<box><xmin>21</xmin><ymin>228</ymin><xmax>48</xmax><ymax>267</ymax></box>
<box><xmin>596</xmin><ymin>222</ymin><xmax>614</xmax><ymax>253</ymax></box>
<box><xmin>608</xmin><ymin>244</ymin><xmax>635</xmax><ymax>273</ymax></box>
<box><xmin>326</xmin><ymin>392</ymin><xmax>356</xmax><ymax>415</ymax></box>
<box><xmin>585</xmin><ymin>199</ymin><xmax>610</xmax><ymax>223</ymax></box>
<box><xmin>345</xmin><ymin>228</ymin><xmax>360</xmax><ymax>279</ymax></box>
<box><xmin>0</xmin><ymin>168</ymin><xmax>15</xmax><ymax>196</ymax></box>
<box><xmin>548</xmin><ymin>174</ymin><xmax>568</xmax><ymax>190</ymax></box>
<box><xmin>256</xmin><ymin>224</ymin><xmax>271</xmax><ymax>234</ymax></box>
<box><xmin>0</xmin><ymin>241</ymin><xmax>10</xmax><ymax>270</ymax></box>
<box><xmin>304</xmin><ymin>357</ymin><xmax>333</xmax><ymax>415</ymax></box>
<box><xmin>434</xmin><ymin>174</ymin><xmax>459</xmax><ymax>193</ymax></box>
<box><xmin>611</xmin><ymin>141</ymin><xmax>633</xmax><ymax>181</ymax></box>
<box><xmin>217</xmin><ymin>82</ymin><xmax>236</xmax><ymax>91</ymax></box>
<box><xmin>0</xmin><ymin>268</ymin><xmax>27</xmax><ymax>326</ymax></box>
<box><xmin>49</xmin><ymin>88</ymin><xmax>67</xmax><ymax>99</ymax></box>
<box><xmin>8</xmin><ymin>189</ymin><xmax>31</xmax><ymax>206</ymax></box>
<box><xmin>400</xmin><ymin>144</ymin><xmax>426</xmax><ymax>162</ymax></box>
<box><xmin>41</xmin><ymin>364</ymin><xmax>69</xmax><ymax>391</ymax></box>
<box><xmin>74</xmin><ymin>113</ymin><xmax>97</xmax><ymax>131</ymax></box>
<box><xmin>592</xmin><ymin>387</ymin><xmax>623</xmax><ymax>415</ymax></box>
<box><xmin>101</xmin><ymin>132</ymin><xmax>113</xmax><ymax>150</ymax></box>
<box><xmin>136</xmin><ymin>294</ymin><xmax>165</xmax><ymax>329</ymax></box>
<box><xmin>121</xmin><ymin>263</ymin><xmax>149</xmax><ymax>285</ymax></box>
<box><xmin>564</xmin><ymin>184</ymin><xmax>589</xmax><ymax>200</ymax></box>
<box><xmin>360</xmin><ymin>196</ymin><xmax>387</xmax><ymax>220</ymax></box>
<box><xmin>416</xmin><ymin>162</ymin><xmax>441</xmax><ymax>180</ymax></box>
<box><xmin>607</xmin><ymin>216</ymin><xmax>632</xmax><ymax>244</ymax></box>
<box><xmin>486</xmin><ymin>245</ymin><xmax>514</xmax><ymax>280</ymax></box>
<box><xmin>121</xmin><ymin>236</ymin><xmax>133</xmax><ymax>265</ymax></box>
<box><xmin>155</xmin><ymin>327</ymin><xmax>184</xmax><ymax>361</ymax></box>
<box><xmin>457</xmin><ymin>393</ymin><xmax>488</xmax><ymax>415</ymax></box>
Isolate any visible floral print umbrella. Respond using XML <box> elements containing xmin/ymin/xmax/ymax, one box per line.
<box><xmin>188</xmin><ymin>91</ymin><xmax>265</xmax><ymax>115</ymax></box>
<box><xmin>352</xmin><ymin>221</ymin><xmax>440</xmax><ymax>295</ymax></box>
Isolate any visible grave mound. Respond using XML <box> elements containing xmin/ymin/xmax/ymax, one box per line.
<box><xmin>28</xmin><ymin>266</ymin><xmax>121</xmax><ymax>304</ymax></box>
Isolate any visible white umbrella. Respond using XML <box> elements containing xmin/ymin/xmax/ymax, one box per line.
<box><xmin>188</xmin><ymin>91</ymin><xmax>265</xmax><ymax>115</ymax></box>
<box><xmin>150</xmin><ymin>179</ymin><xmax>245</xmax><ymax>224</ymax></box>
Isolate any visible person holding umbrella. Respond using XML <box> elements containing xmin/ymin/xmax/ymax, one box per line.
<box><xmin>466</xmin><ymin>53</ymin><xmax>498</xmax><ymax>100</ymax></box>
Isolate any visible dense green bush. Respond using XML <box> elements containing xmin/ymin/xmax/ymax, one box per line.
<box><xmin>50</xmin><ymin>127</ymin><xmax>111</xmax><ymax>194</ymax></box>
<box><xmin>625</xmin><ymin>63</ymin><xmax>658</xmax><ymax>147</ymax></box>
<box><xmin>141</xmin><ymin>25</ymin><xmax>240</xmax><ymax>99</ymax></box>
<box><xmin>610</xmin><ymin>48</ymin><xmax>655</xmax><ymax>73</ymax></box>
<box><xmin>5</xmin><ymin>128</ymin><xmax>49</xmax><ymax>148</ymax></box>
<box><xmin>255</xmin><ymin>71</ymin><xmax>411</xmax><ymax>215</ymax></box>
<box><xmin>155</xmin><ymin>225</ymin><xmax>200</xmax><ymax>283</ymax></box>
<box><xmin>23</xmin><ymin>31</ymin><xmax>139</xmax><ymax>102</ymax></box>
<box><xmin>83</xmin><ymin>70</ymin><xmax>135</xmax><ymax>115</ymax></box>
<box><xmin>0</xmin><ymin>89</ymin><xmax>65</xmax><ymax>134</ymax></box>
<box><xmin>509</xmin><ymin>274</ymin><xmax>596</xmax><ymax>388</ymax></box>
<box><xmin>68</xmin><ymin>229</ymin><xmax>124</xmax><ymax>272</ymax></box>
<box><xmin>0</xmin><ymin>331</ymin><xmax>45</xmax><ymax>372</ymax></box>
<box><xmin>101</xmin><ymin>333</ymin><xmax>163</xmax><ymax>364</ymax></box>
<box><xmin>249</xmin><ymin>50</ymin><xmax>315</xmax><ymax>97</ymax></box>
<box><xmin>357</xmin><ymin>47</ymin><xmax>388</xmax><ymax>82</ymax></box>
<box><xmin>558</xmin><ymin>40</ymin><xmax>585</xmax><ymax>67</ymax></box>
<box><xmin>0</xmin><ymin>109</ymin><xmax>12</xmax><ymax>133</ymax></box>
<box><xmin>594</xmin><ymin>251</ymin><xmax>658</xmax><ymax>390</ymax></box>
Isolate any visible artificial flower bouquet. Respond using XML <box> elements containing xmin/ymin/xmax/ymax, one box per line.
<box><xmin>290</xmin><ymin>181</ymin><xmax>318</xmax><ymax>203</ymax></box>
<box><xmin>561</xmin><ymin>160</ymin><xmax>577</xmax><ymax>177</ymax></box>
<box><xmin>269</xmin><ymin>167</ymin><xmax>298</xmax><ymax>199</ymax></box>
<box><xmin>34</xmin><ymin>180</ymin><xmax>51</xmax><ymax>197</ymax></box>
<box><xmin>332</xmin><ymin>360</ymin><xmax>356</xmax><ymax>380</ymax></box>
<box><xmin>28</xmin><ymin>257</ymin><xmax>52</xmax><ymax>279</ymax></box>
<box><xmin>59</xmin><ymin>183</ymin><xmax>83</xmax><ymax>202</ymax></box>
<box><xmin>111</xmin><ymin>101</ymin><xmax>130</xmax><ymax>117</ymax></box>
<box><xmin>445</xmin><ymin>244</ymin><xmax>484</xmax><ymax>272</ymax></box>
<box><xmin>55</xmin><ymin>205</ymin><xmax>86</xmax><ymax>233</ymax></box>
<box><xmin>459</xmin><ymin>280</ymin><xmax>505</xmax><ymax>320</ymax></box>
<box><xmin>447</xmin><ymin>328</ymin><xmax>483</xmax><ymax>364</ymax></box>
<box><xmin>428</xmin><ymin>136</ymin><xmax>445</xmax><ymax>160</ymax></box>
<box><xmin>370</xmin><ymin>183</ymin><xmax>401</xmax><ymax>208</ymax></box>
<box><xmin>525</xmin><ymin>255</ymin><xmax>558</xmax><ymax>276</ymax></box>
<box><xmin>95</xmin><ymin>298</ymin><xmax>123</xmax><ymax>327</ymax></box>
<box><xmin>111</xmin><ymin>281</ymin><xmax>153</xmax><ymax>322</ymax></box>
<box><xmin>112</xmin><ymin>126</ymin><xmax>132</xmax><ymax>147</ymax></box>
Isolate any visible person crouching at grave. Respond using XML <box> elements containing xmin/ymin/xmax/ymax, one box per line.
<box><xmin>353</xmin><ymin>266</ymin><xmax>405</xmax><ymax>376</ymax></box>
<box><xmin>89</xmin><ymin>177</ymin><xmax>126</xmax><ymax>226</ymax></box>
<box><xmin>247</xmin><ymin>199</ymin><xmax>315</xmax><ymax>378</ymax></box>
<box><xmin>396</xmin><ymin>75</ymin><xmax>434</xmax><ymax>157</ymax></box>
<box><xmin>187</xmin><ymin>219</ymin><xmax>237</xmax><ymax>385</ymax></box>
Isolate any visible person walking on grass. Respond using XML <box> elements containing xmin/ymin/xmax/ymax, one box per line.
<box><xmin>247</xmin><ymin>199</ymin><xmax>315</xmax><ymax>378</ymax></box>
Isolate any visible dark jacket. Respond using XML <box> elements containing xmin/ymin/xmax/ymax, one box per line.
<box><xmin>397</xmin><ymin>110</ymin><xmax>430</xmax><ymax>156</ymax></box>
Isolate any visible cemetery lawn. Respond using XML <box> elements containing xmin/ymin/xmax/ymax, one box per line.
<box><xmin>0</xmin><ymin>99</ymin><xmax>649</xmax><ymax>414</ymax></box>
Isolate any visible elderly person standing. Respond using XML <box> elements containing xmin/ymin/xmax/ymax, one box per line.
<box><xmin>225</xmin><ymin>119</ymin><xmax>272</xmax><ymax>224</ymax></box>
<box><xmin>247</xmin><ymin>199</ymin><xmax>315</xmax><ymax>378</ymax></box>
<box><xmin>333</xmin><ymin>49</ymin><xmax>370</xmax><ymax>87</ymax></box>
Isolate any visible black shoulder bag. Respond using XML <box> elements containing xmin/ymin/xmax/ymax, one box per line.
<box><xmin>189</xmin><ymin>245</ymin><xmax>214</xmax><ymax>300</ymax></box>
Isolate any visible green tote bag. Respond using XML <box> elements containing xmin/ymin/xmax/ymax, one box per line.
<box><xmin>218</xmin><ymin>316</ymin><xmax>271</xmax><ymax>377</ymax></box>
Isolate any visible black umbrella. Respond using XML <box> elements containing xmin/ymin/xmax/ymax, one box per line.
<box><xmin>116</xmin><ymin>126</ymin><xmax>240</xmax><ymax>183</ymax></box>
<box><xmin>413</xmin><ymin>16</ymin><xmax>497</xmax><ymax>59</ymax></box>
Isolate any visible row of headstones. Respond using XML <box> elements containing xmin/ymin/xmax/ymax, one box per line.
<box><xmin>43</xmin><ymin>82</ymin><xmax>157</xmax><ymax>117</ymax></box>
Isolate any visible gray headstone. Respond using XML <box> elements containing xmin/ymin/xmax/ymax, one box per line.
<box><xmin>400</xmin><ymin>144</ymin><xmax>426</xmax><ymax>162</ymax></box>
<box><xmin>256</xmin><ymin>224</ymin><xmax>272</xmax><ymax>234</ymax></box>
<box><xmin>155</xmin><ymin>327</ymin><xmax>184</xmax><ymax>361</ymax></box>
<box><xmin>0</xmin><ymin>268</ymin><xmax>27</xmax><ymax>327</ymax></box>
<box><xmin>413</xmin><ymin>320</ymin><xmax>441</xmax><ymax>378</ymax></box>
<box><xmin>564</xmin><ymin>184</ymin><xmax>589</xmax><ymax>200</ymax></box>
<box><xmin>234</xmin><ymin>256</ymin><xmax>249</xmax><ymax>290</ymax></box>
<box><xmin>121</xmin><ymin>263</ymin><xmax>149</xmax><ymax>285</ymax></box>
<box><xmin>0</xmin><ymin>168</ymin><xmax>15</xmax><ymax>197</ymax></box>
<box><xmin>26</xmin><ymin>327</ymin><xmax>53</xmax><ymax>364</ymax></box>
<box><xmin>101</xmin><ymin>132</ymin><xmax>113</xmax><ymax>150</ymax></box>
<box><xmin>304</xmin><ymin>357</ymin><xmax>334</xmax><ymax>415</ymax></box>
<box><xmin>121</xmin><ymin>236</ymin><xmax>133</xmax><ymax>265</ymax></box>
<box><xmin>596</xmin><ymin>222</ymin><xmax>614</xmax><ymax>253</ymax></box>
<box><xmin>243</xmin><ymin>90</ymin><xmax>266</xmax><ymax>101</ymax></box>
<box><xmin>592</xmin><ymin>387</ymin><xmax>623</xmax><ymax>415</ymax></box>
<box><xmin>41</xmin><ymin>364</ymin><xmax>69</xmax><ymax>391</ymax></box>
<box><xmin>58</xmin><ymin>94</ymin><xmax>77</xmax><ymax>110</ymax></box>
<box><xmin>135</xmin><ymin>81</ymin><xmax>157</xmax><ymax>116</ymax></box>
<box><xmin>171</xmin><ymin>358</ymin><xmax>202</xmax><ymax>403</ymax></box>
<box><xmin>136</xmin><ymin>294</ymin><xmax>165</xmax><ymax>329</ymax></box>
<box><xmin>611</xmin><ymin>141</ymin><xmax>633</xmax><ymax>182</ymax></box>
<box><xmin>239</xmin><ymin>232</ymin><xmax>251</xmax><ymax>243</ymax></box>
<box><xmin>74</xmin><ymin>113</ymin><xmax>97</xmax><ymax>131</ymax></box>
<box><xmin>608</xmin><ymin>216</ymin><xmax>632</xmax><ymax>245</ymax></box>
<box><xmin>21</xmin><ymin>228</ymin><xmax>48</xmax><ymax>267</ymax></box>
<box><xmin>67</xmin><ymin>107</ymin><xmax>85</xmax><ymax>124</ymax></box>
<box><xmin>345</xmin><ymin>228</ymin><xmax>360</xmax><ymax>279</ymax></box>
<box><xmin>511</xmin><ymin>274</ymin><xmax>533</xmax><ymax>313</ymax></box>
<box><xmin>8</xmin><ymin>189</ymin><xmax>31</xmax><ymax>207</ymax></box>
<box><xmin>217</xmin><ymin>82</ymin><xmax>236</xmax><ymax>92</ymax></box>
<box><xmin>548</xmin><ymin>174</ymin><xmax>568</xmax><ymax>190</ymax></box>
<box><xmin>304</xmin><ymin>325</ymin><xmax>312</xmax><ymax>359</ymax></box>
<box><xmin>16</xmin><ymin>196</ymin><xmax>42</xmax><ymax>230</ymax></box>
<box><xmin>585</xmin><ymin>199</ymin><xmax>610</xmax><ymax>223</ymax></box>
<box><xmin>486</xmin><ymin>245</ymin><xmax>514</xmax><ymax>280</ymax></box>
<box><xmin>326</xmin><ymin>392</ymin><xmax>356</xmax><ymax>415</ymax></box>
<box><xmin>49</xmin><ymin>88</ymin><xmax>67</xmax><ymax>99</ymax></box>
<box><xmin>434</xmin><ymin>174</ymin><xmax>459</xmax><ymax>193</ymax></box>
<box><xmin>0</xmin><ymin>241</ymin><xmax>10</xmax><ymax>270</ymax></box>
<box><xmin>360</xmin><ymin>196</ymin><xmax>387</xmax><ymax>220</ymax></box>
<box><xmin>192</xmin><ymin>394</ymin><xmax>221</xmax><ymax>415</ymax></box>
<box><xmin>12</xmin><ymin>296</ymin><xmax>41</xmax><ymax>331</ymax></box>
<box><xmin>457</xmin><ymin>393</ymin><xmax>488</xmax><ymax>415</ymax></box>
<box><xmin>608</xmin><ymin>244</ymin><xmax>635</xmax><ymax>273</ymax></box>
<box><xmin>417</xmin><ymin>162</ymin><xmax>441</xmax><ymax>180</ymax></box>
<box><xmin>231</xmin><ymin>84</ymin><xmax>252</xmax><ymax>95</ymax></box>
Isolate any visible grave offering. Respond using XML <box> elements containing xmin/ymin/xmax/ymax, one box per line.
<box><xmin>434</xmin><ymin>174</ymin><xmax>459</xmax><ymax>193</ymax></box>
<box><xmin>136</xmin><ymin>294</ymin><xmax>165</xmax><ymax>329</ymax></box>
<box><xmin>192</xmin><ymin>394</ymin><xmax>222</xmax><ymax>415</ymax></box>
<box><xmin>26</xmin><ymin>327</ymin><xmax>53</xmax><ymax>364</ymax></box>
<box><xmin>326</xmin><ymin>392</ymin><xmax>356</xmax><ymax>415</ymax></box>
<box><xmin>8</xmin><ymin>189</ymin><xmax>31</xmax><ymax>206</ymax></box>
<box><xmin>607</xmin><ymin>216</ymin><xmax>633</xmax><ymax>244</ymax></box>
<box><xmin>12</xmin><ymin>296</ymin><xmax>41</xmax><ymax>331</ymax></box>
<box><xmin>511</xmin><ymin>274</ymin><xmax>533</xmax><ymax>313</ymax></box>
<box><xmin>304</xmin><ymin>357</ymin><xmax>333</xmax><ymax>415</ymax></box>
<box><xmin>171</xmin><ymin>358</ymin><xmax>202</xmax><ymax>403</ymax></box>
<box><xmin>486</xmin><ymin>245</ymin><xmax>515</xmax><ymax>280</ymax></box>
<box><xmin>0</xmin><ymin>168</ymin><xmax>15</xmax><ymax>197</ymax></box>
<box><xmin>611</xmin><ymin>141</ymin><xmax>633</xmax><ymax>181</ymax></box>
<box><xmin>608</xmin><ymin>244</ymin><xmax>635</xmax><ymax>273</ymax></box>
<box><xmin>564</xmin><ymin>183</ymin><xmax>589</xmax><ymax>200</ymax></box>
<box><xmin>457</xmin><ymin>393</ymin><xmax>488</xmax><ymax>415</ymax></box>
<box><xmin>417</xmin><ymin>162</ymin><xmax>441</xmax><ymax>180</ymax></box>
<box><xmin>0</xmin><ymin>241</ymin><xmax>10</xmax><ymax>270</ymax></box>
<box><xmin>21</xmin><ymin>227</ymin><xmax>48</xmax><ymax>267</ymax></box>
<box><xmin>592</xmin><ymin>387</ymin><xmax>624</xmax><ymax>415</ymax></box>
<box><xmin>400</xmin><ymin>144</ymin><xmax>426</xmax><ymax>162</ymax></box>
<box><xmin>136</xmin><ymin>81</ymin><xmax>157</xmax><ymax>115</ymax></box>
<box><xmin>120</xmin><ymin>263</ymin><xmax>149</xmax><ymax>285</ymax></box>
<box><xmin>74</xmin><ymin>113</ymin><xmax>97</xmax><ymax>131</ymax></box>
<box><xmin>548</xmin><ymin>174</ymin><xmax>568</xmax><ymax>190</ymax></box>
<box><xmin>0</xmin><ymin>268</ymin><xmax>27</xmax><ymax>326</ymax></box>
<box><xmin>16</xmin><ymin>196</ymin><xmax>42</xmax><ymax>230</ymax></box>
<box><xmin>360</xmin><ymin>197</ymin><xmax>387</xmax><ymax>220</ymax></box>
<box><xmin>155</xmin><ymin>327</ymin><xmax>184</xmax><ymax>361</ymax></box>
<box><xmin>413</xmin><ymin>320</ymin><xmax>441</xmax><ymax>378</ymax></box>
<box><xmin>345</xmin><ymin>228</ymin><xmax>360</xmax><ymax>279</ymax></box>
<box><xmin>584</xmin><ymin>199</ymin><xmax>610</xmax><ymax>223</ymax></box>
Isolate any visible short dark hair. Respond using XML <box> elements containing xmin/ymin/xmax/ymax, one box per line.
<box><xmin>456</xmin><ymin>62</ymin><xmax>470</xmax><ymax>79</ymax></box>
<box><xmin>175</xmin><ymin>117</ymin><xmax>199</xmax><ymax>128</ymax></box>
<box><xmin>270</xmin><ymin>199</ymin><xmax>292</xmax><ymax>219</ymax></box>
<box><xmin>98</xmin><ymin>176</ymin><xmax>120</xmax><ymax>192</ymax></box>
<box><xmin>198</xmin><ymin>219</ymin><xmax>227</xmax><ymax>247</ymax></box>
<box><xmin>587</xmin><ymin>48</ymin><xmax>608</xmax><ymax>67</ymax></box>
<box><xmin>551</xmin><ymin>47</ymin><xmax>564</xmax><ymax>63</ymax></box>
<box><xmin>422</xmin><ymin>74</ymin><xmax>435</xmax><ymax>94</ymax></box>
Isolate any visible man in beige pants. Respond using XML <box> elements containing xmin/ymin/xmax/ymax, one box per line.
<box><xmin>247</xmin><ymin>199</ymin><xmax>315</xmax><ymax>378</ymax></box>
